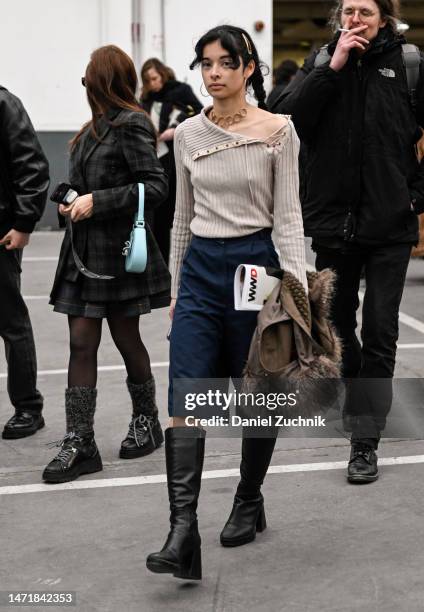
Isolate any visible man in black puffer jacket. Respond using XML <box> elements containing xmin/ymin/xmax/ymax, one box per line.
<box><xmin>0</xmin><ymin>86</ymin><xmax>49</xmax><ymax>439</ymax></box>
<box><xmin>274</xmin><ymin>0</ymin><xmax>424</xmax><ymax>484</ymax></box>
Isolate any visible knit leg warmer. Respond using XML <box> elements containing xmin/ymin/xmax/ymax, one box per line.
<box><xmin>126</xmin><ymin>377</ymin><xmax>158</xmax><ymax>418</ymax></box>
<box><xmin>65</xmin><ymin>387</ymin><xmax>97</xmax><ymax>437</ymax></box>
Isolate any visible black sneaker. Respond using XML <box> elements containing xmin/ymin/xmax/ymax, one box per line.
<box><xmin>119</xmin><ymin>414</ymin><xmax>164</xmax><ymax>459</ymax></box>
<box><xmin>42</xmin><ymin>432</ymin><xmax>102</xmax><ymax>483</ymax></box>
<box><xmin>347</xmin><ymin>443</ymin><xmax>378</xmax><ymax>484</ymax></box>
<box><xmin>2</xmin><ymin>412</ymin><xmax>45</xmax><ymax>439</ymax></box>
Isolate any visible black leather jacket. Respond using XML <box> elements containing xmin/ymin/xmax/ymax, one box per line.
<box><xmin>0</xmin><ymin>86</ymin><xmax>49</xmax><ymax>236</ymax></box>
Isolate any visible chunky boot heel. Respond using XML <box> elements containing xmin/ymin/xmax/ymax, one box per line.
<box><xmin>174</xmin><ymin>545</ymin><xmax>202</xmax><ymax>580</ymax></box>
<box><xmin>146</xmin><ymin>427</ymin><xmax>206</xmax><ymax>580</ymax></box>
<box><xmin>256</xmin><ymin>506</ymin><xmax>267</xmax><ymax>532</ymax></box>
<box><xmin>220</xmin><ymin>495</ymin><xmax>266</xmax><ymax>547</ymax></box>
<box><xmin>221</xmin><ymin>436</ymin><xmax>276</xmax><ymax>547</ymax></box>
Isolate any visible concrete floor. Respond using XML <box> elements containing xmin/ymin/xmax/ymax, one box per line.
<box><xmin>1</xmin><ymin>232</ymin><xmax>424</xmax><ymax>612</ymax></box>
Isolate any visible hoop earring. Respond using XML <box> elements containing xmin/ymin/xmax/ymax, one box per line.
<box><xmin>200</xmin><ymin>83</ymin><xmax>209</xmax><ymax>98</ymax></box>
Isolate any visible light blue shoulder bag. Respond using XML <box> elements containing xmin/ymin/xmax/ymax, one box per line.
<box><xmin>123</xmin><ymin>183</ymin><xmax>147</xmax><ymax>273</ymax></box>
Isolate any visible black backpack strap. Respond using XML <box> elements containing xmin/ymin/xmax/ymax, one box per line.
<box><xmin>314</xmin><ymin>45</ymin><xmax>331</xmax><ymax>68</ymax></box>
<box><xmin>402</xmin><ymin>43</ymin><xmax>421</xmax><ymax>110</ymax></box>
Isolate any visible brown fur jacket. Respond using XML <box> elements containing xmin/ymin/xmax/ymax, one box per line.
<box><xmin>242</xmin><ymin>268</ymin><xmax>342</xmax><ymax>418</ymax></box>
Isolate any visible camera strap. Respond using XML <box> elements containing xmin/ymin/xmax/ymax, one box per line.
<box><xmin>67</xmin><ymin>217</ymin><xmax>115</xmax><ymax>280</ymax></box>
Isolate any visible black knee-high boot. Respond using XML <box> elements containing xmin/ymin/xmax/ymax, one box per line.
<box><xmin>220</xmin><ymin>436</ymin><xmax>277</xmax><ymax>547</ymax></box>
<box><xmin>146</xmin><ymin>427</ymin><xmax>205</xmax><ymax>580</ymax></box>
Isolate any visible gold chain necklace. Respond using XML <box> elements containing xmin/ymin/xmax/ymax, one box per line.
<box><xmin>209</xmin><ymin>107</ymin><xmax>247</xmax><ymax>129</ymax></box>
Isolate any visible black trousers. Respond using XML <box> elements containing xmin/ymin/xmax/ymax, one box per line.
<box><xmin>314</xmin><ymin>242</ymin><xmax>411</xmax><ymax>445</ymax></box>
<box><xmin>0</xmin><ymin>247</ymin><xmax>43</xmax><ymax>413</ymax></box>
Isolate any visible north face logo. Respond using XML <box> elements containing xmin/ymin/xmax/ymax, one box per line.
<box><xmin>379</xmin><ymin>68</ymin><xmax>396</xmax><ymax>78</ymax></box>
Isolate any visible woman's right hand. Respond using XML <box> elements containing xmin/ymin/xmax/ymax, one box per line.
<box><xmin>170</xmin><ymin>298</ymin><xmax>177</xmax><ymax>320</ymax></box>
<box><xmin>58</xmin><ymin>203</ymin><xmax>74</xmax><ymax>217</ymax></box>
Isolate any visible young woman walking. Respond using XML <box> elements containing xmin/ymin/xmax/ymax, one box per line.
<box><xmin>146</xmin><ymin>26</ymin><xmax>307</xmax><ymax>579</ymax></box>
<box><xmin>43</xmin><ymin>45</ymin><xmax>170</xmax><ymax>483</ymax></box>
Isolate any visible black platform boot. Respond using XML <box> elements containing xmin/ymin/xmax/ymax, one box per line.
<box><xmin>42</xmin><ymin>387</ymin><xmax>102</xmax><ymax>483</ymax></box>
<box><xmin>146</xmin><ymin>427</ymin><xmax>205</xmax><ymax>580</ymax></box>
<box><xmin>220</xmin><ymin>436</ymin><xmax>277</xmax><ymax>547</ymax></box>
<box><xmin>120</xmin><ymin>377</ymin><xmax>164</xmax><ymax>459</ymax></box>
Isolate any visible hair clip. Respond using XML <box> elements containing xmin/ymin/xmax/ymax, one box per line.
<box><xmin>241</xmin><ymin>32</ymin><xmax>253</xmax><ymax>55</ymax></box>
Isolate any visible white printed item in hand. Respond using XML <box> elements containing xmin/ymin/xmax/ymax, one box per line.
<box><xmin>234</xmin><ymin>264</ymin><xmax>280</xmax><ymax>311</ymax></box>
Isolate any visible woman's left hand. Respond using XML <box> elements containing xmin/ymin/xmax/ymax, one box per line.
<box><xmin>70</xmin><ymin>194</ymin><xmax>94</xmax><ymax>222</ymax></box>
<box><xmin>158</xmin><ymin>128</ymin><xmax>176</xmax><ymax>142</ymax></box>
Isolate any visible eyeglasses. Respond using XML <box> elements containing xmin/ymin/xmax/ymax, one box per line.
<box><xmin>342</xmin><ymin>7</ymin><xmax>377</xmax><ymax>18</ymax></box>
<box><xmin>81</xmin><ymin>77</ymin><xmax>86</xmax><ymax>87</ymax></box>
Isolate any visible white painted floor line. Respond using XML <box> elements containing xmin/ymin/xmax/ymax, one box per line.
<box><xmin>306</xmin><ymin>262</ymin><xmax>424</xmax><ymax>337</ymax></box>
<box><xmin>397</xmin><ymin>312</ymin><xmax>424</xmax><ymax>336</ymax></box>
<box><xmin>358</xmin><ymin>289</ymin><xmax>424</xmax><ymax>336</ymax></box>
<box><xmin>397</xmin><ymin>344</ymin><xmax>424</xmax><ymax>349</ymax></box>
<box><xmin>1</xmin><ymin>454</ymin><xmax>424</xmax><ymax>496</ymax></box>
<box><xmin>21</xmin><ymin>288</ymin><xmax>424</xmax><ymax>338</ymax></box>
<box><xmin>30</xmin><ymin>231</ymin><xmax>60</xmax><ymax>237</ymax></box>
<box><xmin>22</xmin><ymin>256</ymin><xmax>58</xmax><ymax>262</ymax></box>
<box><xmin>0</xmin><ymin>362</ymin><xmax>170</xmax><ymax>379</ymax></box>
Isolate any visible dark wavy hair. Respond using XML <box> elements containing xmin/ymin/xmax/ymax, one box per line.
<box><xmin>189</xmin><ymin>25</ymin><xmax>269</xmax><ymax>110</ymax></box>
<box><xmin>329</xmin><ymin>0</ymin><xmax>401</xmax><ymax>34</ymax></box>
<box><xmin>71</xmin><ymin>45</ymin><xmax>146</xmax><ymax>149</ymax></box>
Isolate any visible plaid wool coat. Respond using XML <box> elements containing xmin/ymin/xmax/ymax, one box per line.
<box><xmin>50</xmin><ymin>108</ymin><xmax>171</xmax><ymax>303</ymax></box>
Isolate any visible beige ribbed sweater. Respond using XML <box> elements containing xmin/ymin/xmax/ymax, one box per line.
<box><xmin>170</xmin><ymin>109</ymin><xmax>307</xmax><ymax>297</ymax></box>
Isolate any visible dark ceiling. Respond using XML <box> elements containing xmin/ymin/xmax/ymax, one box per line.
<box><xmin>273</xmin><ymin>1</ymin><xmax>424</xmax><ymax>50</ymax></box>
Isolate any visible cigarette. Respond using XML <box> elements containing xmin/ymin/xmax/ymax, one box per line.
<box><xmin>339</xmin><ymin>28</ymin><xmax>351</xmax><ymax>32</ymax></box>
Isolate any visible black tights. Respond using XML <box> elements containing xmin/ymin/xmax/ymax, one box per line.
<box><xmin>67</xmin><ymin>315</ymin><xmax>151</xmax><ymax>388</ymax></box>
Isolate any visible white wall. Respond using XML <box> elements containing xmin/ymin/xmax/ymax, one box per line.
<box><xmin>0</xmin><ymin>0</ymin><xmax>132</xmax><ymax>131</ymax></box>
<box><xmin>0</xmin><ymin>0</ymin><xmax>273</xmax><ymax>130</ymax></box>
<box><xmin>137</xmin><ymin>0</ymin><xmax>165</xmax><ymax>68</ymax></box>
<box><xmin>162</xmin><ymin>0</ymin><xmax>273</xmax><ymax>105</ymax></box>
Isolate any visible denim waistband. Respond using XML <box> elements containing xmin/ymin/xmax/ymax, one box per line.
<box><xmin>191</xmin><ymin>228</ymin><xmax>272</xmax><ymax>245</ymax></box>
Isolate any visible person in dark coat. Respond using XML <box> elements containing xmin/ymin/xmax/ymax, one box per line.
<box><xmin>140</xmin><ymin>58</ymin><xmax>202</xmax><ymax>263</ymax></box>
<box><xmin>274</xmin><ymin>0</ymin><xmax>424</xmax><ymax>484</ymax></box>
<box><xmin>0</xmin><ymin>86</ymin><xmax>49</xmax><ymax>440</ymax></box>
<box><xmin>43</xmin><ymin>45</ymin><xmax>170</xmax><ymax>484</ymax></box>
<box><xmin>266</xmin><ymin>59</ymin><xmax>298</xmax><ymax>109</ymax></box>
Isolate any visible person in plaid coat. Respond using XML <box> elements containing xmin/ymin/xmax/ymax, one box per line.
<box><xmin>44</xmin><ymin>45</ymin><xmax>170</xmax><ymax>484</ymax></box>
